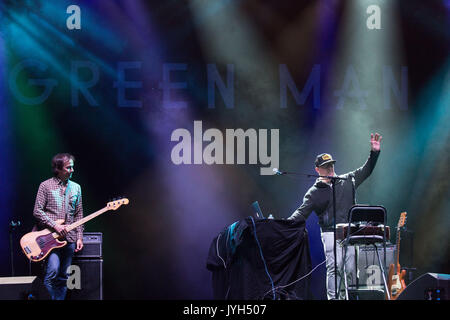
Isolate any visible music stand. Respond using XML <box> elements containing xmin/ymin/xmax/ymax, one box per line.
<box><xmin>341</xmin><ymin>205</ymin><xmax>390</xmax><ymax>300</ymax></box>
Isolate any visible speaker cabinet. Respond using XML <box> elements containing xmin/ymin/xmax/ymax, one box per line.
<box><xmin>346</xmin><ymin>244</ymin><xmax>395</xmax><ymax>290</ymax></box>
<box><xmin>356</xmin><ymin>244</ymin><xmax>395</xmax><ymax>288</ymax></box>
<box><xmin>73</xmin><ymin>232</ymin><xmax>102</xmax><ymax>258</ymax></box>
<box><xmin>66</xmin><ymin>258</ymin><xmax>103</xmax><ymax>300</ymax></box>
<box><xmin>0</xmin><ymin>276</ymin><xmax>50</xmax><ymax>300</ymax></box>
<box><xmin>397</xmin><ymin>273</ymin><xmax>450</xmax><ymax>300</ymax></box>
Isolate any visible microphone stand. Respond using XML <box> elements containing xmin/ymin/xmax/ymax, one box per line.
<box><xmin>308</xmin><ymin>174</ymin><xmax>347</xmax><ymax>300</ymax></box>
<box><xmin>9</xmin><ymin>220</ymin><xmax>21</xmax><ymax>277</ymax></box>
<box><xmin>276</xmin><ymin>169</ymin><xmax>347</xmax><ymax>300</ymax></box>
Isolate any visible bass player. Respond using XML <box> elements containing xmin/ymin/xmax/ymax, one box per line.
<box><xmin>32</xmin><ymin>153</ymin><xmax>84</xmax><ymax>300</ymax></box>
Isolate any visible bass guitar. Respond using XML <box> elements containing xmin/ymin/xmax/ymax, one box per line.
<box><xmin>387</xmin><ymin>211</ymin><xmax>407</xmax><ymax>300</ymax></box>
<box><xmin>20</xmin><ymin>198</ymin><xmax>129</xmax><ymax>262</ymax></box>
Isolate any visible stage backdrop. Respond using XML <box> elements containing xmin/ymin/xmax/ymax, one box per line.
<box><xmin>0</xmin><ymin>0</ymin><xmax>449</xmax><ymax>299</ymax></box>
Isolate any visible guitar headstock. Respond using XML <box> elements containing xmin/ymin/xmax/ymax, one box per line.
<box><xmin>107</xmin><ymin>198</ymin><xmax>130</xmax><ymax>211</ymax></box>
<box><xmin>398</xmin><ymin>211</ymin><xmax>407</xmax><ymax>229</ymax></box>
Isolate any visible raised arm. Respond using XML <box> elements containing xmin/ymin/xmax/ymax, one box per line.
<box><xmin>370</xmin><ymin>132</ymin><xmax>382</xmax><ymax>152</ymax></box>
<box><xmin>351</xmin><ymin>133</ymin><xmax>382</xmax><ymax>188</ymax></box>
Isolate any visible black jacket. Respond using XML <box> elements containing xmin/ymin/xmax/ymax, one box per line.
<box><xmin>288</xmin><ymin>151</ymin><xmax>380</xmax><ymax>231</ymax></box>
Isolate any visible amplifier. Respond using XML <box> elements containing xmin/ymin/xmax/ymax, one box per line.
<box><xmin>66</xmin><ymin>259</ymin><xmax>103</xmax><ymax>300</ymax></box>
<box><xmin>74</xmin><ymin>232</ymin><xmax>102</xmax><ymax>258</ymax></box>
<box><xmin>347</xmin><ymin>244</ymin><xmax>396</xmax><ymax>290</ymax></box>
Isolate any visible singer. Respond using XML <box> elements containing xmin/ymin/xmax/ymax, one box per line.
<box><xmin>32</xmin><ymin>153</ymin><xmax>84</xmax><ymax>300</ymax></box>
<box><xmin>287</xmin><ymin>133</ymin><xmax>382</xmax><ymax>299</ymax></box>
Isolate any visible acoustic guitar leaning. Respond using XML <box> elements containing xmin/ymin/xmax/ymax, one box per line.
<box><xmin>20</xmin><ymin>198</ymin><xmax>129</xmax><ymax>262</ymax></box>
<box><xmin>387</xmin><ymin>211</ymin><xmax>407</xmax><ymax>300</ymax></box>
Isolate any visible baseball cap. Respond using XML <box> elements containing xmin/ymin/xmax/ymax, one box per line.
<box><xmin>315</xmin><ymin>153</ymin><xmax>336</xmax><ymax>167</ymax></box>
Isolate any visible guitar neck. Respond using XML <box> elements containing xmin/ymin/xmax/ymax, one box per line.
<box><xmin>48</xmin><ymin>198</ymin><xmax>128</xmax><ymax>240</ymax></box>
<box><xmin>65</xmin><ymin>207</ymin><xmax>109</xmax><ymax>232</ymax></box>
<box><xmin>395</xmin><ymin>230</ymin><xmax>400</xmax><ymax>266</ymax></box>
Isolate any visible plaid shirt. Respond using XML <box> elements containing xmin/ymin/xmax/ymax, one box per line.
<box><xmin>33</xmin><ymin>177</ymin><xmax>84</xmax><ymax>242</ymax></box>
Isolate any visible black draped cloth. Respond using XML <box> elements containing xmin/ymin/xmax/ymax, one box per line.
<box><xmin>206</xmin><ymin>217</ymin><xmax>312</xmax><ymax>300</ymax></box>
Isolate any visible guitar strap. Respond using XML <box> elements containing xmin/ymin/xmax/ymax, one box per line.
<box><xmin>64</xmin><ymin>182</ymin><xmax>71</xmax><ymax>224</ymax></box>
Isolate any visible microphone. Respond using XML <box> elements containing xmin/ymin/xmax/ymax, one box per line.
<box><xmin>9</xmin><ymin>220</ymin><xmax>21</xmax><ymax>229</ymax></box>
<box><xmin>272</xmin><ymin>168</ymin><xmax>284</xmax><ymax>175</ymax></box>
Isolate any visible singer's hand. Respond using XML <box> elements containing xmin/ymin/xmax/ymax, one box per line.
<box><xmin>370</xmin><ymin>133</ymin><xmax>382</xmax><ymax>152</ymax></box>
